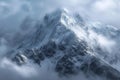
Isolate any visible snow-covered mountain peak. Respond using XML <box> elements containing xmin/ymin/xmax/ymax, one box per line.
<box><xmin>42</xmin><ymin>8</ymin><xmax>87</xmax><ymax>40</ymax></box>
<box><xmin>8</xmin><ymin>8</ymin><xmax>120</xmax><ymax>80</ymax></box>
<box><xmin>43</xmin><ymin>8</ymin><xmax>78</xmax><ymax>26</ymax></box>
<box><xmin>52</xmin><ymin>8</ymin><xmax>69</xmax><ymax>15</ymax></box>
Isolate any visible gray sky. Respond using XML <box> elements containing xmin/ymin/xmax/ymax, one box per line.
<box><xmin>0</xmin><ymin>0</ymin><xmax>120</xmax><ymax>29</ymax></box>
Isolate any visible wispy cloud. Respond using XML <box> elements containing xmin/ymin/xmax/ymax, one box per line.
<box><xmin>0</xmin><ymin>0</ymin><xmax>120</xmax><ymax>28</ymax></box>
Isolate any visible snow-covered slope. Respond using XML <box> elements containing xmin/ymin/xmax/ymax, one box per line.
<box><xmin>9</xmin><ymin>8</ymin><xmax>120</xmax><ymax>80</ymax></box>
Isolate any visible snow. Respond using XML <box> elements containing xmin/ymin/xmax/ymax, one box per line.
<box><xmin>9</xmin><ymin>8</ymin><xmax>120</xmax><ymax>79</ymax></box>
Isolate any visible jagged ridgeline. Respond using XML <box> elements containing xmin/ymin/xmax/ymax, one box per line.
<box><xmin>9</xmin><ymin>9</ymin><xmax>120</xmax><ymax>80</ymax></box>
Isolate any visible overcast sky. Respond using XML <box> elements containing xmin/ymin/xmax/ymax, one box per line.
<box><xmin>0</xmin><ymin>0</ymin><xmax>120</xmax><ymax>30</ymax></box>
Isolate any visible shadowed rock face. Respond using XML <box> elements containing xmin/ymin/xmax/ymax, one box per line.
<box><xmin>11</xmin><ymin>9</ymin><xmax>120</xmax><ymax>80</ymax></box>
<box><xmin>12</xmin><ymin>39</ymin><xmax>120</xmax><ymax>80</ymax></box>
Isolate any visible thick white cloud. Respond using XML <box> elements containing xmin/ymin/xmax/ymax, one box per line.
<box><xmin>89</xmin><ymin>0</ymin><xmax>120</xmax><ymax>26</ymax></box>
<box><xmin>92</xmin><ymin>0</ymin><xmax>117</xmax><ymax>12</ymax></box>
<box><xmin>0</xmin><ymin>58</ymin><xmax>102</xmax><ymax>80</ymax></box>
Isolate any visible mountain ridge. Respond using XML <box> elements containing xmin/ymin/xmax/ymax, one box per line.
<box><xmin>9</xmin><ymin>8</ymin><xmax>120</xmax><ymax>80</ymax></box>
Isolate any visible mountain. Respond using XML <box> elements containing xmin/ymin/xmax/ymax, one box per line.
<box><xmin>9</xmin><ymin>8</ymin><xmax>120</xmax><ymax>80</ymax></box>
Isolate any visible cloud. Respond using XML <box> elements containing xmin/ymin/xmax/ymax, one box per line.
<box><xmin>0</xmin><ymin>58</ymin><xmax>38</xmax><ymax>78</ymax></box>
<box><xmin>88</xmin><ymin>29</ymin><xmax>117</xmax><ymax>56</ymax></box>
<box><xmin>0</xmin><ymin>0</ymin><xmax>120</xmax><ymax>29</ymax></box>
<box><xmin>89</xmin><ymin>0</ymin><xmax>120</xmax><ymax>27</ymax></box>
<box><xmin>0</xmin><ymin>38</ymin><xmax>8</xmax><ymax>57</ymax></box>
<box><xmin>92</xmin><ymin>0</ymin><xmax>117</xmax><ymax>12</ymax></box>
<box><xmin>97</xmin><ymin>34</ymin><xmax>116</xmax><ymax>53</ymax></box>
<box><xmin>0</xmin><ymin>58</ymin><xmax>103</xmax><ymax>80</ymax></box>
<box><xmin>0</xmin><ymin>0</ymin><xmax>32</xmax><ymax>18</ymax></box>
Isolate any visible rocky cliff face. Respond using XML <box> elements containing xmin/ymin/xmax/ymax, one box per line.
<box><xmin>10</xmin><ymin>9</ymin><xmax>120</xmax><ymax>80</ymax></box>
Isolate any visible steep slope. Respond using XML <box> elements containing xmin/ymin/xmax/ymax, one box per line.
<box><xmin>10</xmin><ymin>9</ymin><xmax>120</xmax><ymax>80</ymax></box>
<box><xmin>86</xmin><ymin>22</ymin><xmax>120</xmax><ymax>71</ymax></box>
